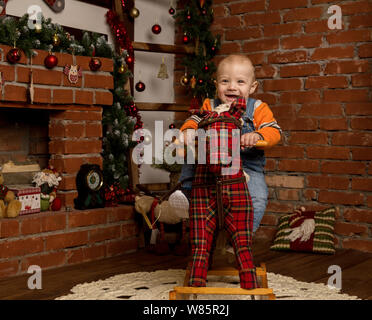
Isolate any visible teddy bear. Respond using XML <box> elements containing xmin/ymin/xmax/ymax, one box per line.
<box><xmin>0</xmin><ymin>167</ymin><xmax>22</xmax><ymax>218</ymax></box>
<box><xmin>32</xmin><ymin>167</ymin><xmax>62</xmax><ymax>211</ymax></box>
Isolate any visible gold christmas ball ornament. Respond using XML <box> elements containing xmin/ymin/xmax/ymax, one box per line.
<box><xmin>35</xmin><ymin>24</ymin><xmax>42</xmax><ymax>33</ymax></box>
<box><xmin>180</xmin><ymin>75</ymin><xmax>189</xmax><ymax>86</ymax></box>
<box><xmin>52</xmin><ymin>34</ymin><xmax>60</xmax><ymax>46</ymax></box>
<box><xmin>118</xmin><ymin>64</ymin><xmax>126</xmax><ymax>74</ymax></box>
<box><xmin>129</xmin><ymin>7</ymin><xmax>140</xmax><ymax>18</ymax></box>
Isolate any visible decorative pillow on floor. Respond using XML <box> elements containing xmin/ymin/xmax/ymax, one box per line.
<box><xmin>270</xmin><ymin>207</ymin><xmax>336</xmax><ymax>254</ymax></box>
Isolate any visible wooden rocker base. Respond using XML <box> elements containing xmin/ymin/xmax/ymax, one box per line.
<box><xmin>169</xmin><ymin>263</ymin><xmax>276</xmax><ymax>300</ymax></box>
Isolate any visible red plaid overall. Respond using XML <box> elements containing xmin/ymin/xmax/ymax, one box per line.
<box><xmin>189</xmin><ymin>98</ymin><xmax>259</xmax><ymax>289</ymax></box>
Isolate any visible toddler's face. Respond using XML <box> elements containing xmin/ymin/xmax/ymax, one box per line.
<box><xmin>216</xmin><ymin>60</ymin><xmax>257</xmax><ymax>105</ymax></box>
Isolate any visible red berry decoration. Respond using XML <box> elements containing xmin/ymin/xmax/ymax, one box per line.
<box><xmin>151</xmin><ymin>24</ymin><xmax>161</xmax><ymax>35</ymax></box>
<box><xmin>203</xmin><ymin>65</ymin><xmax>209</xmax><ymax>72</ymax></box>
<box><xmin>135</xmin><ymin>81</ymin><xmax>146</xmax><ymax>92</ymax></box>
<box><xmin>44</xmin><ymin>53</ymin><xmax>58</xmax><ymax>69</ymax></box>
<box><xmin>198</xmin><ymin>79</ymin><xmax>203</xmax><ymax>85</ymax></box>
<box><xmin>89</xmin><ymin>57</ymin><xmax>102</xmax><ymax>71</ymax></box>
<box><xmin>169</xmin><ymin>7</ymin><xmax>175</xmax><ymax>15</ymax></box>
<box><xmin>6</xmin><ymin>48</ymin><xmax>22</xmax><ymax>64</ymax></box>
<box><xmin>183</xmin><ymin>34</ymin><xmax>190</xmax><ymax>44</ymax></box>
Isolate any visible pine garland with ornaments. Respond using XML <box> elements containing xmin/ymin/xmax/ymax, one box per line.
<box><xmin>174</xmin><ymin>0</ymin><xmax>220</xmax><ymax>106</ymax></box>
<box><xmin>0</xmin><ymin>13</ymin><xmax>140</xmax><ymax>201</ymax></box>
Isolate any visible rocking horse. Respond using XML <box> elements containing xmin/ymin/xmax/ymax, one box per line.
<box><xmin>170</xmin><ymin>97</ymin><xmax>275</xmax><ymax>300</ymax></box>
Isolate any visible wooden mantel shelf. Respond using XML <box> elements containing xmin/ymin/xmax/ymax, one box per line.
<box><xmin>132</xmin><ymin>41</ymin><xmax>195</xmax><ymax>55</ymax></box>
<box><xmin>0</xmin><ymin>101</ymin><xmax>103</xmax><ymax>111</ymax></box>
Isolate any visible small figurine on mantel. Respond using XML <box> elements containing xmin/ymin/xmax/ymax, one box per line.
<box><xmin>0</xmin><ymin>165</ymin><xmax>22</xmax><ymax>218</ymax></box>
<box><xmin>32</xmin><ymin>167</ymin><xmax>62</xmax><ymax>211</ymax></box>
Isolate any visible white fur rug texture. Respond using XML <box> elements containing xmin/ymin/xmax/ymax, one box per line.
<box><xmin>56</xmin><ymin>269</ymin><xmax>360</xmax><ymax>300</ymax></box>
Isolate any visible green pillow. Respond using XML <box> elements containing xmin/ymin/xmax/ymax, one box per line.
<box><xmin>270</xmin><ymin>207</ymin><xmax>336</xmax><ymax>254</ymax></box>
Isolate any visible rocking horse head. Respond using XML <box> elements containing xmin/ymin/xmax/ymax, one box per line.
<box><xmin>198</xmin><ymin>97</ymin><xmax>246</xmax><ymax>176</ymax></box>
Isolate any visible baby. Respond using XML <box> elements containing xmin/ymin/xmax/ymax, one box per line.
<box><xmin>179</xmin><ymin>54</ymin><xmax>281</xmax><ymax>234</ymax></box>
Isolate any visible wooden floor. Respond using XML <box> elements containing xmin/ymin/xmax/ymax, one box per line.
<box><xmin>0</xmin><ymin>239</ymin><xmax>371</xmax><ymax>300</ymax></box>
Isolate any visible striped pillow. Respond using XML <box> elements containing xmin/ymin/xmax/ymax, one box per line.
<box><xmin>270</xmin><ymin>207</ymin><xmax>336</xmax><ymax>254</ymax></box>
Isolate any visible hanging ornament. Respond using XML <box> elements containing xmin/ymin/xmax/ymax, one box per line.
<box><xmin>43</xmin><ymin>0</ymin><xmax>65</xmax><ymax>13</ymax></box>
<box><xmin>182</xmin><ymin>33</ymin><xmax>190</xmax><ymax>44</ymax></box>
<box><xmin>52</xmin><ymin>33</ymin><xmax>60</xmax><ymax>46</ymax></box>
<box><xmin>210</xmin><ymin>39</ymin><xmax>218</xmax><ymax>55</ymax></box>
<box><xmin>152</xmin><ymin>23</ymin><xmax>162</xmax><ymax>35</ymax></box>
<box><xmin>135</xmin><ymin>81</ymin><xmax>146</xmax><ymax>92</ymax></box>
<box><xmin>186</xmin><ymin>11</ymin><xmax>191</xmax><ymax>20</ymax></box>
<box><xmin>157</xmin><ymin>57</ymin><xmax>169</xmax><ymax>80</ymax></box>
<box><xmin>169</xmin><ymin>7</ymin><xmax>175</xmax><ymax>15</ymax></box>
<box><xmin>169</xmin><ymin>123</ymin><xmax>176</xmax><ymax>129</ymax></box>
<box><xmin>118</xmin><ymin>63</ymin><xmax>126</xmax><ymax>74</ymax></box>
<box><xmin>35</xmin><ymin>23</ymin><xmax>42</xmax><ymax>33</ymax></box>
<box><xmin>201</xmin><ymin>8</ymin><xmax>207</xmax><ymax>15</ymax></box>
<box><xmin>63</xmin><ymin>64</ymin><xmax>82</xmax><ymax>84</ymax></box>
<box><xmin>6</xmin><ymin>47</ymin><xmax>22</xmax><ymax>64</ymax></box>
<box><xmin>203</xmin><ymin>64</ymin><xmax>209</xmax><ymax>72</ymax></box>
<box><xmin>44</xmin><ymin>52</ymin><xmax>58</xmax><ymax>69</ymax></box>
<box><xmin>198</xmin><ymin>79</ymin><xmax>204</xmax><ymax>85</ymax></box>
<box><xmin>89</xmin><ymin>57</ymin><xmax>102</xmax><ymax>71</ymax></box>
<box><xmin>129</xmin><ymin>7</ymin><xmax>140</xmax><ymax>18</ymax></box>
<box><xmin>190</xmin><ymin>76</ymin><xmax>196</xmax><ymax>89</ymax></box>
<box><xmin>180</xmin><ymin>74</ymin><xmax>189</xmax><ymax>86</ymax></box>
<box><xmin>125</xmin><ymin>55</ymin><xmax>134</xmax><ymax>65</ymax></box>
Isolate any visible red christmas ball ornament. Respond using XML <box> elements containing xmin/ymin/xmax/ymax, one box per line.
<box><xmin>89</xmin><ymin>57</ymin><xmax>102</xmax><ymax>71</ymax></box>
<box><xmin>198</xmin><ymin>79</ymin><xmax>204</xmax><ymax>85</ymax></box>
<box><xmin>125</xmin><ymin>55</ymin><xmax>134</xmax><ymax>65</ymax></box>
<box><xmin>203</xmin><ymin>65</ymin><xmax>209</xmax><ymax>72</ymax></box>
<box><xmin>169</xmin><ymin>7</ymin><xmax>175</xmax><ymax>15</ymax></box>
<box><xmin>44</xmin><ymin>53</ymin><xmax>58</xmax><ymax>69</ymax></box>
<box><xmin>182</xmin><ymin>33</ymin><xmax>190</xmax><ymax>44</ymax></box>
<box><xmin>6</xmin><ymin>48</ymin><xmax>22</xmax><ymax>64</ymax></box>
<box><xmin>186</xmin><ymin>14</ymin><xmax>191</xmax><ymax>20</ymax></box>
<box><xmin>169</xmin><ymin>123</ymin><xmax>176</xmax><ymax>129</ymax></box>
<box><xmin>151</xmin><ymin>24</ymin><xmax>162</xmax><ymax>35</ymax></box>
<box><xmin>135</xmin><ymin>81</ymin><xmax>146</xmax><ymax>92</ymax></box>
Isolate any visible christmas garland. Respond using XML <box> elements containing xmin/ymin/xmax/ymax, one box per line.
<box><xmin>0</xmin><ymin>13</ymin><xmax>139</xmax><ymax>203</ymax></box>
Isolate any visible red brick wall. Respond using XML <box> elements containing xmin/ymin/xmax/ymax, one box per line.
<box><xmin>211</xmin><ymin>0</ymin><xmax>372</xmax><ymax>252</ymax></box>
<box><xmin>0</xmin><ymin>206</ymin><xmax>138</xmax><ymax>279</ymax></box>
<box><xmin>0</xmin><ymin>47</ymin><xmax>139</xmax><ymax>279</ymax></box>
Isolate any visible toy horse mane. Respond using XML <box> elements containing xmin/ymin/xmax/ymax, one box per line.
<box><xmin>197</xmin><ymin>97</ymin><xmax>246</xmax><ymax>175</ymax></box>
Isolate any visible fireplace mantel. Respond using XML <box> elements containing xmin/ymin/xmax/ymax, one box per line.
<box><xmin>0</xmin><ymin>45</ymin><xmax>114</xmax><ymax>208</ymax></box>
<box><xmin>0</xmin><ymin>45</ymin><xmax>113</xmax><ymax>108</ymax></box>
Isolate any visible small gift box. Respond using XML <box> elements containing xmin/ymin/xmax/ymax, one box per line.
<box><xmin>8</xmin><ymin>185</ymin><xmax>41</xmax><ymax>215</ymax></box>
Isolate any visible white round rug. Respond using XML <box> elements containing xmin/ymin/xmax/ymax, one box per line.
<box><xmin>56</xmin><ymin>269</ymin><xmax>361</xmax><ymax>300</ymax></box>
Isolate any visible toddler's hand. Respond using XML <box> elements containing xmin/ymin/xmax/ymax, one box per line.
<box><xmin>241</xmin><ymin>132</ymin><xmax>261</xmax><ymax>149</ymax></box>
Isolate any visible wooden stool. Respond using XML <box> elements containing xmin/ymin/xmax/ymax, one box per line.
<box><xmin>169</xmin><ymin>263</ymin><xmax>276</xmax><ymax>300</ymax></box>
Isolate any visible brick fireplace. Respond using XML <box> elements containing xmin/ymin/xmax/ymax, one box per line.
<box><xmin>0</xmin><ymin>45</ymin><xmax>139</xmax><ymax>279</ymax></box>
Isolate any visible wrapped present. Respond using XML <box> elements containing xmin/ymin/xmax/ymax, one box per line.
<box><xmin>8</xmin><ymin>185</ymin><xmax>41</xmax><ymax>215</ymax></box>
